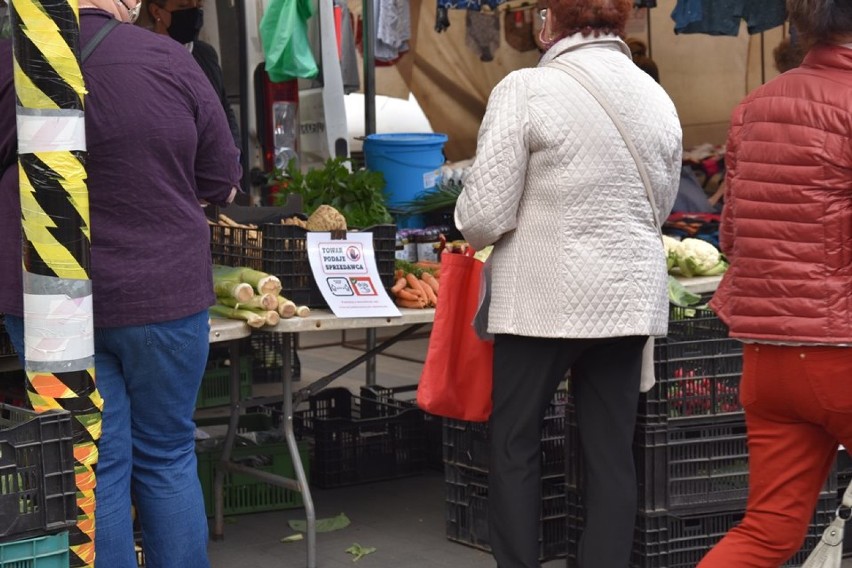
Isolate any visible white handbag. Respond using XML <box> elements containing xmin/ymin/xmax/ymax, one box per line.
<box><xmin>801</xmin><ymin>482</ymin><xmax>852</xmax><ymax>568</ymax></box>
<box><xmin>548</xmin><ymin>58</ymin><xmax>663</xmax><ymax>393</ymax></box>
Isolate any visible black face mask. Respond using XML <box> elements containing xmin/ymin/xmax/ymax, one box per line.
<box><xmin>168</xmin><ymin>6</ymin><xmax>203</xmax><ymax>45</ymax></box>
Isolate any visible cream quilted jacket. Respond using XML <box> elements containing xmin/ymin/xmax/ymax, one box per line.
<box><xmin>455</xmin><ymin>34</ymin><xmax>682</xmax><ymax>338</ymax></box>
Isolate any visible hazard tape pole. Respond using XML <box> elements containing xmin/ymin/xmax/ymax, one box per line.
<box><xmin>10</xmin><ymin>0</ymin><xmax>101</xmax><ymax>566</ymax></box>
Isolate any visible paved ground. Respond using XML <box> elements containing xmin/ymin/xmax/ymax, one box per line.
<box><xmin>202</xmin><ymin>327</ymin><xmax>852</xmax><ymax>568</ymax></box>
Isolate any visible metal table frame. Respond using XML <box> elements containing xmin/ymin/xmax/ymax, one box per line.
<box><xmin>210</xmin><ymin>309</ymin><xmax>435</xmax><ymax>568</ymax></box>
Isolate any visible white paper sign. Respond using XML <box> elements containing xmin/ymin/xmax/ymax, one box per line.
<box><xmin>306</xmin><ymin>232</ymin><xmax>401</xmax><ymax>318</ymax></box>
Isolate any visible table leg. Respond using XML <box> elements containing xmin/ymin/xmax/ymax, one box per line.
<box><xmin>283</xmin><ymin>332</ymin><xmax>316</xmax><ymax>568</ymax></box>
<box><xmin>212</xmin><ymin>338</ymin><xmax>242</xmax><ymax>540</ymax></box>
<box><xmin>365</xmin><ymin>329</ymin><xmax>377</xmax><ymax>386</ymax></box>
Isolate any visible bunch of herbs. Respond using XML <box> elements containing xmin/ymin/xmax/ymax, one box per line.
<box><xmin>271</xmin><ymin>158</ymin><xmax>393</xmax><ymax>228</ymax></box>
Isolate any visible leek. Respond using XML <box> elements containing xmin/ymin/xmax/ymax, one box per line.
<box><xmin>213</xmin><ymin>280</ymin><xmax>254</xmax><ymax>303</ymax></box>
<box><xmin>209</xmin><ymin>305</ymin><xmax>265</xmax><ymax>328</ymax></box>
<box><xmin>277</xmin><ymin>296</ymin><xmax>297</xmax><ymax>318</ymax></box>
<box><xmin>218</xmin><ymin>294</ymin><xmax>278</xmax><ymax>311</ymax></box>
<box><xmin>264</xmin><ymin>310</ymin><xmax>280</xmax><ymax>326</ymax></box>
<box><xmin>240</xmin><ymin>268</ymin><xmax>282</xmax><ymax>297</ymax></box>
<box><xmin>296</xmin><ymin>305</ymin><xmax>311</xmax><ymax>318</ymax></box>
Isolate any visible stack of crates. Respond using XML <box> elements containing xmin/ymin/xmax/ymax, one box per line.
<box><xmin>565</xmin><ymin>303</ymin><xmax>837</xmax><ymax>567</ymax></box>
<box><xmin>0</xmin><ymin>403</ymin><xmax>76</xmax><ymax>567</ymax></box>
<box><xmin>443</xmin><ymin>389</ymin><xmax>569</xmax><ymax>562</ymax></box>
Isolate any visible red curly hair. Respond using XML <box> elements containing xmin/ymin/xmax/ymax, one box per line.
<box><xmin>547</xmin><ymin>0</ymin><xmax>632</xmax><ymax>40</ymax></box>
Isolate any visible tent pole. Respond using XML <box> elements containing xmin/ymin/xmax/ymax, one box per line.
<box><xmin>363</xmin><ymin>0</ymin><xmax>376</xmax><ymax>135</ymax></box>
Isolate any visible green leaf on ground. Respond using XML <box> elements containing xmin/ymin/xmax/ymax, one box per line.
<box><xmin>280</xmin><ymin>533</ymin><xmax>304</xmax><ymax>543</ymax></box>
<box><xmin>288</xmin><ymin>512</ymin><xmax>351</xmax><ymax>533</ymax></box>
<box><xmin>345</xmin><ymin>543</ymin><xmax>376</xmax><ymax>562</ymax></box>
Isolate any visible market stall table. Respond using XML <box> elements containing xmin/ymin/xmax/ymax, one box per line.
<box><xmin>210</xmin><ymin>308</ymin><xmax>436</xmax><ymax>568</ymax></box>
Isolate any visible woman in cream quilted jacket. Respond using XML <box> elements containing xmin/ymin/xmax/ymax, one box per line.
<box><xmin>454</xmin><ymin>0</ymin><xmax>682</xmax><ymax>566</ymax></box>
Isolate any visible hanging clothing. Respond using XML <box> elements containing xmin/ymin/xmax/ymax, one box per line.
<box><xmin>671</xmin><ymin>0</ymin><xmax>786</xmax><ymax>36</ymax></box>
<box><xmin>465</xmin><ymin>10</ymin><xmax>500</xmax><ymax>62</ymax></box>
<box><xmin>375</xmin><ymin>0</ymin><xmax>410</xmax><ymax>62</ymax></box>
<box><xmin>334</xmin><ymin>0</ymin><xmax>360</xmax><ymax>94</ymax></box>
<box><xmin>435</xmin><ymin>0</ymin><xmax>504</xmax><ymax>33</ymax></box>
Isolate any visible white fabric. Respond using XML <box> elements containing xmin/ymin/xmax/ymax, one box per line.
<box><xmin>455</xmin><ymin>34</ymin><xmax>682</xmax><ymax>339</ymax></box>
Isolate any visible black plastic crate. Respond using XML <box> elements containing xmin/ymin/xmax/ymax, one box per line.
<box><xmin>359</xmin><ymin>384</ymin><xmax>442</xmax><ymax>470</ymax></box>
<box><xmin>294</xmin><ymin>388</ymin><xmax>425</xmax><ymax>488</ymax></box>
<box><xmin>210</xmin><ymin>223</ymin><xmax>397</xmax><ymax>308</ymax></box>
<box><xmin>249</xmin><ymin>333</ymin><xmax>301</xmax><ymax>383</ymax></box>
<box><xmin>566</xmin><ymin>400</ymin><xmax>836</xmax><ymax>514</ymax></box>
<box><xmin>445</xmin><ymin>463</ymin><xmax>566</xmax><ymax>561</ymax></box>
<box><xmin>566</xmin><ymin>490</ymin><xmax>835</xmax><ymax>568</ymax></box>
<box><xmin>0</xmin><ymin>403</ymin><xmax>76</xmax><ymax>542</ymax></box>
<box><xmin>443</xmin><ymin>389</ymin><xmax>568</xmax><ymax>477</ymax></box>
<box><xmin>639</xmin><ymin>304</ymin><xmax>744</xmax><ymax>427</ymax></box>
<box><xmin>0</xmin><ymin>318</ymin><xmax>15</xmax><ymax>358</ymax></box>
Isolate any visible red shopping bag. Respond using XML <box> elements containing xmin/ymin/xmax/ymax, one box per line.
<box><xmin>417</xmin><ymin>249</ymin><xmax>493</xmax><ymax>422</ymax></box>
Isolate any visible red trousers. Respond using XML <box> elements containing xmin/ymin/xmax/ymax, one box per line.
<box><xmin>698</xmin><ymin>343</ymin><xmax>852</xmax><ymax>567</ymax></box>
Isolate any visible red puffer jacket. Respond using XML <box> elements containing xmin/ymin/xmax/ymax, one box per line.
<box><xmin>710</xmin><ymin>44</ymin><xmax>852</xmax><ymax>343</ymax></box>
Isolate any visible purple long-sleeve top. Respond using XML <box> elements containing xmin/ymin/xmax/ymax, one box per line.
<box><xmin>0</xmin><ymin>11</ymin><xmax>241</xmax><ymax>327</ymax></box>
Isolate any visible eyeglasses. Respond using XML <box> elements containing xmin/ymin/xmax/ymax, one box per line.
<box><xmin>538</xmin><ymin>8</ymin><xmax>547</xmax><ymax>22</ymax></box>
<box><xmin>116</xmin><ymin>0</ymin><xmax>141</xmax><ymax>23</ymax></box>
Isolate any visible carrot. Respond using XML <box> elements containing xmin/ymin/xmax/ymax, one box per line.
<box><xmin>405</xmin><ymin>273</ymin><xmax>423</xmax><ymax>294</ymax></box>
<box><xmin>421</xmin><ymin>272</ymin><xmax>439</xmax><ymax>295</ymax></box>
<box><xmin>396</xmin><ymin>298</ymin><xmax>425</xmax><ymax>309</ymax></box>
<box><xmin>394</xmin><ymin>269</ymin><xmax>405</xmax><ymax>281</ymax></box>
<box><xmin>391</xmin><ymin>277</ymin><xmax>407</xmax><ymax>294</ymax></box>
<box><xmin>407</xmin><ymin>274</ymin><xmax>434</xmax><ymax>306</ymax></box>
<box><xmin>394</xmin><ymin>287</ymin><xmax>421</xmax><ymax>302</ymax></box>
<box><xmin>420</xmin><ymin>277</ymin><xmax>438</xmax><ymax>307</ymax></box>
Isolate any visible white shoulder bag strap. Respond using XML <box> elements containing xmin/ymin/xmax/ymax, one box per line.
<box><xmin>546</xmin><ymin>58</ymin><xmax>663</xmax><ymax>235</ymax></box>
<box><xmin>547</xmin><ymin>58</ymin><xmax>661</xmax><ymax>393</ymax></box>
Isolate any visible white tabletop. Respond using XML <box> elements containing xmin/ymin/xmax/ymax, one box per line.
<box><xmin>262</xmin><ymin>308</ymin><xmax>436</xmax><ymax>334</ymax></box>
<box><xmin>209</xmin><ymin>318</ymin><xmax>253</xmax><ymax>343</ymax></box>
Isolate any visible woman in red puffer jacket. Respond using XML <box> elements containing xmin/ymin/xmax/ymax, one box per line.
<box><xmin>700</xmin><ymin>1</ymin><xmax>852</xmax><ymax>566</ymax></box>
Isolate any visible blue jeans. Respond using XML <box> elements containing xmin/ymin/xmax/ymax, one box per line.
<box><xmin>5</xmin><ymin>311</ymin><xmax>211</xmax><ymax>568</ymax></box>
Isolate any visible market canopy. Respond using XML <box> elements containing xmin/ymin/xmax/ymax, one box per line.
<box><xmin>352</xmin><ymin>0</ymin><xmax>787</xmax><ymax>161</ymax></box>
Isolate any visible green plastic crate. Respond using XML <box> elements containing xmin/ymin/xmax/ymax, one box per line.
<box><xmin>196</xmin><ymin>414</ymin><xmax>308</xmax><ymax>516</ymax></box>
<box><xmin>196</xmin><ymin>355</ymin><xmax>252</xmax><ymax>409</ymax></box>
<box><xmin>0</xmin><ymin>532</ymin><xmax>69</xmax><ymax>568</ymax></box>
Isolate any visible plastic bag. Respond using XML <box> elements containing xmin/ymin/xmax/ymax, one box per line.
<box><xmin>260</xmin><ymin>0</ymin><xmax>319</xmax><ymax>82</ymax></box>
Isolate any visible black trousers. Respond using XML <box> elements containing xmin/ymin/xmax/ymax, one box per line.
<box><xmin>488</xmin><ymin>334</ymin><xmax>646</xmax><ymax>568</ymax></box>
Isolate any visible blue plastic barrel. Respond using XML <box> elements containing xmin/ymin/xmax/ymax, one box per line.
<box><xmin>363</xmin><ymin>133</ymin><xmax>449</xmax><ymax>209</ymax></box>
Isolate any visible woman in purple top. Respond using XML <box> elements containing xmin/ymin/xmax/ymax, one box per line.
<box><xmin>0</xmin><ymin>0</ymin><xmax>241</xmax><ymax>565</ymax></box>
